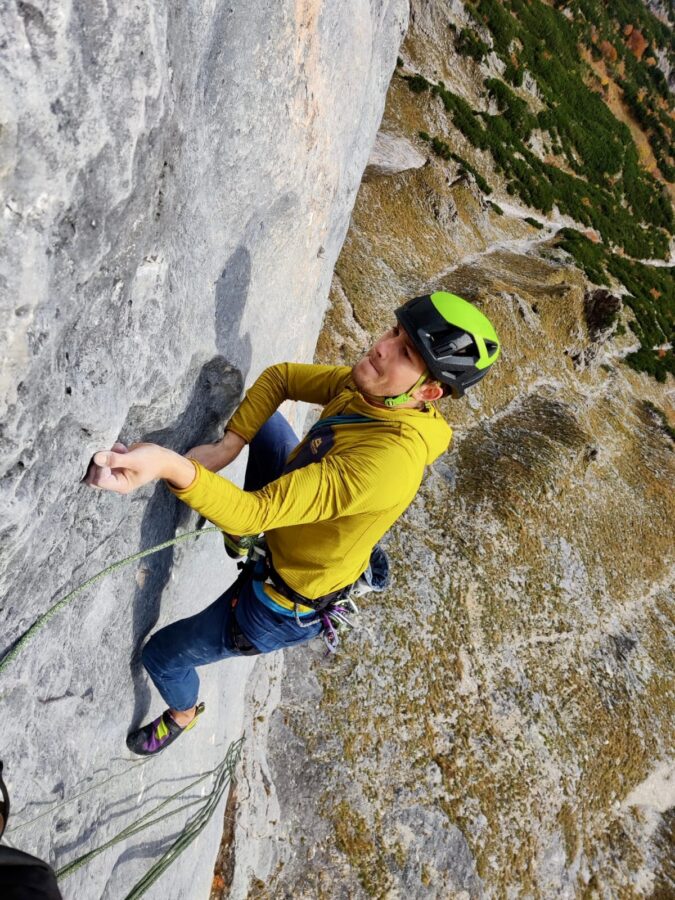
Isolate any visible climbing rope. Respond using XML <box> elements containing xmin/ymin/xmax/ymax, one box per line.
<box><xmin>124</xmin><ymin>737</ymin><xmax>244</xmax><ymax>899</ymax></box>
<box><xmin>0</xmin><ymin>527</ymin><xmax>222</xmax><ymax>676</ymax></box>
<box><xmin>0</xmin><ymin>524</ymin><xmax>359</xmax><ymax>892</ymax></box>
<box><xmin>54</xmin><ymin>737</ymin><xmax>244</xmax><ymax>898</ymax></box>
<box><xmin>7</xmin><ymin>757</ymin><xmax>152</xmax><ymax>836</ymax></box>
<box><xmin>0</xmin><ymin>525</ymin><xmax>242</xmax><ymax>897</ymax></box>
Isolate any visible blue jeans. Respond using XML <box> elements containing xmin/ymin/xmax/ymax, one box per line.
<box><xmin>142</xmin><ymin>413</ymin><xmax>322</xmax><ymax>711</ymax></box>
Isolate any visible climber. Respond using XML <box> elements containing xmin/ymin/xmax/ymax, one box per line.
<box><xmin>86</xmin><ymin>292</ymin><xmax>500</xmax><ymax>755</ymax></box>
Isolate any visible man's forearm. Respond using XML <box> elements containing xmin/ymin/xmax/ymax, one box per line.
<box><xmin>218</xmin><ymin>430</ymin><xmax>247</xmax><ymax>466</ymax></box>
<box><xmin>187</xmin><ymin>430</ymin><xmax>247</xmax><ymax>472</ymax></box>
<box><xmin>226</xmin><ymin>363</ymin><xmax>351</xmax><ymax>443</ymax></box>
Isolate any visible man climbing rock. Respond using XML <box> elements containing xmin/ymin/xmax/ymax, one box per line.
<box><xmin>87</xmin><ymin>292</ymin><xmax>500</xmax><ymax>755</ymax></box>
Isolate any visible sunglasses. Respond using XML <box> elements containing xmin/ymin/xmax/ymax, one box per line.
<box><xmin>0</xmin><ymin>760</ymin><xmax>8</xmax><ymax>841</ymax></box>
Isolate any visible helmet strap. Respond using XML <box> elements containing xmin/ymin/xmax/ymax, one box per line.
<box><xmin>383</xmin><ymin>372</ymin><xmax>428</xmax><ymax>408</ymax></box>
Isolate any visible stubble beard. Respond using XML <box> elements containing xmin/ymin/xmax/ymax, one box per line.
<box><xmin>352</xmin><ymin>355</ymin><xmax>380</xmax><ymax>395</ymax></box>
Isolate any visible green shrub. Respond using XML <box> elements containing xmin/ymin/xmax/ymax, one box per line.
<box><xmin>427</xmin><ymin>138</ymin><xmax>493</xmax><ymax>195</ymax></box>
<box><xmin>504</xmin><ymin>61</ymin><xmax>524</xmax><ymax>87</ymax></box>
<box><xmin>456</xmin><ymin>28</ymin><xmax>490</xmax><ymax>62</ymax></box>
<box><xmin>557</xmin><ymin>228</ymin><xmax>608</xmax><ymax>285</ymax></box>
<box><xmin>431</xmin><ymin>136</ymin><xmax>453</xmax><ymax>160</ymax></box>
<box><xmin>485</xmin><ymin>78</ymin><xmax>536</xmax><ymax>136</ymax></box>
<box><xmin>445</xmin><ymin>0</ymin><xmax>674</xmax><ymax>383</ymax></box>
<box><xmin>449</xmin><ymin>151</ymin><xmax>493</xmax><ymax>194</ymax></box>
<box><xmin>405</xmin><ymin>74</ymin><xmax>432</xmax><ymax>94</ymax></box>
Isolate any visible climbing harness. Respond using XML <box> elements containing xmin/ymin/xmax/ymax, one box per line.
<box><xmin>0</xmin><ymin>498</ymin><xmax>377</xmax><ymax>892</ymax></box>
<box><xmin>233</xmin><ymin>538</ymin><xmax>362</xmax><ymax>655</ymax></box>
<box><xmin>317</xmin><ymin>597</ymin><xmax>360</xmax><ymax>654</ymax></box>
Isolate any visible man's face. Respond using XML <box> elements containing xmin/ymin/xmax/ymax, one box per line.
<box><xmin>352</xmin><ymin>323</ymin><xmax>427</xmax><ymax>398</ymax></box>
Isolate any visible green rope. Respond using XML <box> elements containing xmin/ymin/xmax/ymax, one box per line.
<box><xmin>2</xmin><ymin>524</ymin><xmax>244</xmax><ymax>898</ymax></box>
<box><xmin>0</xmin><ymin>527</ymin><xmax>222</xmax><ymax>676</ymax></box>
<box><xmin>7</xmin><ymin>757</ymin><xmax>151</xmax><ymax>836</ymax></box>
<box><xmin>125</xmin><ymin>737</ymin><xmax>244</xmax><ymax>899</ymax></box>
<box><xmin>55</xmin><ymin>737</ymin><xmax>244</xmax><ymax>892</ymax></box>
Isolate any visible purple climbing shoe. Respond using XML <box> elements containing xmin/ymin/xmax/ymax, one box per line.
<box><xmin>126</xmin><ymin>702</ymin><xmax>205</xmax><ymax>756</ymax></box>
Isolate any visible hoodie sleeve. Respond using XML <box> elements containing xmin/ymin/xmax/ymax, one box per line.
<box><xmin>226</xmin><ymin>363</ymin><xmax>353</xmax><ymax>442</ymax></box>
<box><xmin>170</xmin><ymin>442</ymin><xmax>419</xmax><ymax>534</ymax></box>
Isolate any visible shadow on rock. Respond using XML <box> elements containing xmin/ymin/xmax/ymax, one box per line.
<box><xmin>214</xmin><ymin>244</ymin><xmax>253</xmax><ymax>375</ymax></box>
<box><xmin>122</xmin><ymin>357</ymin><xmax>244</xmax><ymax>729</ymax></box>
<box><xmin>124</xmin><ymin>243</ymin><xmax>254</xmax><ymax>730</ymax></box>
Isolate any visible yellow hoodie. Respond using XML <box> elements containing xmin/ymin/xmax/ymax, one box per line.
<box><xmin>170</xmin><ymin>363</ymin><xmax>452</xmax><ymax>605</ymax></box>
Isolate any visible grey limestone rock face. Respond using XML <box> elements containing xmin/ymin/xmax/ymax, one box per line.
<box><xmin>0</xmin><ymin>1</ymin><xmax>408</xmax><ymax>897</ymax></box>
<box><xmin>390</xmin><ymin>805</ymin><xmax>483</xmax><ymax>897</ymax></box>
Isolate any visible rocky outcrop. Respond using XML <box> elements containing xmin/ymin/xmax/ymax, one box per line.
<box><xmin>583</xmin><ymin>288</ymin><xmax>621</xmax><ymax>340</ymax></box>
<box><xmin>363</xmin><ymin>131</ymin><xmax>427</xmax><ymax>180</ymax></box>
<box><xmin>0</xmin><ymin>2</ymin><xmax>408</xmax><ymax>897</ymax></box>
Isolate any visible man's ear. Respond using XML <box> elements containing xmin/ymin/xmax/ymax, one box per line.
<box><xmin>414</xmin><ymin>380</ymin><xmax>444</xmax><ymax>402</ymax></box>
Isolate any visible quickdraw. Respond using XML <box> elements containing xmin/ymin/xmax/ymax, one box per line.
<box><xmin>318</xmin><ymin>598</ymin><xmax>360</xmax><ymax>654</ymax></box>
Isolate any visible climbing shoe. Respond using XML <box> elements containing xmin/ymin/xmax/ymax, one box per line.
<box><xmin>126</xmin><ymin>702</ymin><xmax>205</xmax><ymax>756</ymax></box>
<box><xmin>223</xmin><ymin>532</ymin><xmax>258</xmax><ymax>560</ymax></box>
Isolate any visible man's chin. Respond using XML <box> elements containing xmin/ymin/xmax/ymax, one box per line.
<box><xmin>352</xmin><ymin>358</ymin><xmax>373</xmax><ymax>392</ymax></box>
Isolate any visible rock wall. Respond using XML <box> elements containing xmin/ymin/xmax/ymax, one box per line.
<box><xmin>0</xmin><ymin>2</ymin><xmax>408</xmax><ymax>897</ymax></box>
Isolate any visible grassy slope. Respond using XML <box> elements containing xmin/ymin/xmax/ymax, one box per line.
<box><xmin>403</xmin><ymin>0</ymin><xmax>674</xmax><ymax>381</ymax></box>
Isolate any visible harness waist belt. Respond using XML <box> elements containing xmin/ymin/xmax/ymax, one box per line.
<box><xmin>263</xmin><ymin>553</ymin><xmax>352</xmax><ymax>613</ymax></box>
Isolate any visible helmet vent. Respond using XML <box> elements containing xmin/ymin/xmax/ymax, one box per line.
<box><xmin>429</xmin><ymin>329</ymin><xmax>475</xmax><ymax>357</ymax></box>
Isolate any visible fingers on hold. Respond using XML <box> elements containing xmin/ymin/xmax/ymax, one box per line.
<box><xmin>81</xmin><ymin>457</ymin><xmax>98</xmax><ymax>485</ymax></box>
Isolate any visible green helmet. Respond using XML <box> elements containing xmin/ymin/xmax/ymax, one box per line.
<box><xmin>395</xmin><ymin>291</ymin><xmax>500</xmax><ymax>399</ymax></box>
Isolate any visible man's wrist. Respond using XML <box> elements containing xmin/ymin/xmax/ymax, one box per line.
<box><xmin>160</xmin><ymin>450</ymin><xmax>198</xmax><ymax>490</ymax></box>
<box><xmin>223</xmin><ymin>429</ymin><xmax>247</xmax><ymax>451</ymax></box>
<box><xmin>216</xmin><ymin>430</ymin><xmax>247</xmax><ymax>468</ymax></box>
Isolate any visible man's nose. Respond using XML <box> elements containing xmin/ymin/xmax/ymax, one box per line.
<box><xmin>375</xmin><ymin>335</ymin><xmax>394</xmax><ymax>357</ymax></box>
